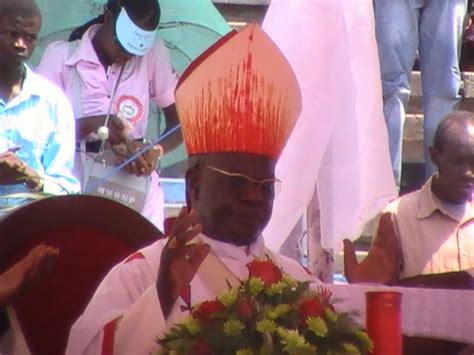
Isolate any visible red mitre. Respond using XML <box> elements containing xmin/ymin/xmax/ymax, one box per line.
<box><xmin>175</xmin><ymin>23</ymin><xmax>302</xmax><ymax>161</ymax></box>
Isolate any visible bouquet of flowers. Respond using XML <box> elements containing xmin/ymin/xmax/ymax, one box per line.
<box><xmin>158</xmin><ymin>260</ymin><xmax>372</xmax><ymax>355</ymax></box>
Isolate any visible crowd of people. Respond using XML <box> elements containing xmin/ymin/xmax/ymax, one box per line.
<box><xmin>0</xmin><ymin>0</ymin><xmax>473</xmax><ymax>353</ymax></box>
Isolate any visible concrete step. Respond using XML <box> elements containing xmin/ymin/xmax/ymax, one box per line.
<box><xmin>402</xmin><ymin>71</ymin><xmax>474</xmax><ymax>163</ymax></box>
<box><xmin>403</xmin><ymin>114</ymin><xmax>424</xmax><ymax>163</ymax></box>
<box><xmin>212</xmin><ymin>0</ymin><xmax>268</xmax><ymax>29</ymax></box>
<box><xmin>411</xmin><ymin>70</ymin><xmax>474</xmax><ymax>99</ymax></box>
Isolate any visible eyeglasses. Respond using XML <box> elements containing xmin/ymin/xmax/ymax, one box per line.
<box><xmin>204</xmin><ymin>165</ymin><xmax>282</xmax><ymax>197</ymax></box>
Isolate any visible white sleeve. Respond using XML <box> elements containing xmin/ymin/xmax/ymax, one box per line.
<box><xmin>113</xmin><ymin>286</ymin><xmax>166</xmax><ymax>354</ymax></box>
<box><xmin>66</xmin><ymin>251</ymin><xmax>166</xmax><ymax>355</ymax></box>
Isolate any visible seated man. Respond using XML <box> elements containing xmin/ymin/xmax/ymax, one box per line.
<box><xmin>66</xmin><ymin>24</ymin><xmax>321</xmax><ymax>354</ymax></box>
<box><xmin>345</xmin><ymin>111</ymin><xmax>474</xmax><ymax>283</ymax></box>
<box><xmin>0</xmin><ymin>0</ymin><xmax>79</xmax><ymax>217</ymax></box>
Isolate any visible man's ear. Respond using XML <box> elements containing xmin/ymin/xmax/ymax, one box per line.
<box><xmin>429</xmin><ymin>146</ymin><xmax>441</xmax><ymax>171</ymax></box>
<box><xmin>185</xmin><ymin>165</ymin><xmax>200</xmax><ymax>207</ymax></box>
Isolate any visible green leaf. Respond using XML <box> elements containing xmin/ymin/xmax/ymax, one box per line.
<box><xmin>248</xmin><ymin>277</ymin><xmax>264</xmax><ymax>295</ymax></box>
<box><xmin>256</xmin><ymin>319</ymin><xmax>277</xmax><ymax>334</ymax></box>
<box><xmin>356</xmin><ymin>330</ymin><xmax>374</xmax><ymax>352</ymax></box>
<box><xmin>307</xmin><ymin>316</ymin><xmax>328</xmax><ymax>337</ymax></box>
<box><xmin>281</xmin><ymin>276</ymin><xmax>298</xmax><ymax>288</ymax></box>
<box><xmin>265</xmin><ymin>281</ymin><xmax>288</xmax><ymax>297</ymax></box>
<box><xmin>166</xmin><ymin>338</ymin><xmax>188</xmax><ymax>350</ymax></box>
<box><xmin>223</xmin><ymin>319</ymin><xmax>245</xmax><ymax>337</ymax></box>
<box><xmin>342</xmin><ymin>343</ymin><xmax>361</xmax><ymax>355</ymax></box>
<box><xmin>265</xmin><ymin>304</ymin><xmax>291</xmax><ymax>320</ymax></box>
<box><xmin>218</xmin><ymin>289</ymin><xmax>238</xmax><ymax>308</ymax></box>
<box><xmin>183</xmin><ymin>318</ymin><xmax>202</xmax><ymax>335</ymax></box>
<box><xmin>236</xmin><ymin>348</ymin><xmax>255</xmax><ymax>355</ymax></box>
<box><xmin>277</xmin><ymin>329</ymin><xmax>316</xmax><ymax>355</ymax></box>
<box><xmin>323</xmin><ymin>307</ymin><xmax>338</xmax><ymax>323</ymax></box>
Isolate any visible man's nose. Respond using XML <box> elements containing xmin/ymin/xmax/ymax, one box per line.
<box><xmin>465</xmin><ymin>167</ymin><xmax>474</xmax><ymax>180</ymax></box>
<box><xmin>14</xmin><ymin>37</ymin><xmax>28</xmax><ymax>51</ymax></box>
<box><xmin>241</xmin><ymin>182</ymin><xmax>264</xmax><ymax>202</ymax></box>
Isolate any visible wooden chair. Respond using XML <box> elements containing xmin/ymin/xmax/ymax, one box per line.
<box><xmin>0</xmin><ymin>195</ymin><xmax>163</xmax><ymax>355</ymax></box>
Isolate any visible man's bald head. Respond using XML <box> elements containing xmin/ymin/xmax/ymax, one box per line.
<box><xmin>0</xmin><ymin>0</ymin><xmax>41</xmax><ymax>18</ymax></box>
<box><xmin>430</xmin><ymin>111</ymin><xmax>474</xmax><ymax>204</ymax></box>
<box><xmin>433</xmin><ymin>111</ymin><xmax>474</xmax><ymax>153</ymax></box>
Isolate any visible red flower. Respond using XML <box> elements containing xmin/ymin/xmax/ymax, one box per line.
<box><xmin>192</xmin><ymin>300</ymin><xmax>226</xmax><ymax>325</ymax></box>
<box><xmin>237</xmin><ymin>299</ymin><xmax>254</xmax><ymax>319</ymax></box>
<box><xmin>247</xmin><ymin>260</ymin><xmax>283</xmax><ymax>286</ymax></box>
<box><xmin>191</xmin><ymin>341</ymin><xmax>213</xmax><ymax>355</ymax></box>
<box><xmin>299</xmin><ymin>298</ymin><xmax>324</xmax><ymax>322</ymax></box>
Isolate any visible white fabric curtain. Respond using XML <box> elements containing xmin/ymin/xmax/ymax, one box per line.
<box><xmin>262</xmin><ymin>0</ymin><xmax>397</xmax><ymax>253</ymax></box>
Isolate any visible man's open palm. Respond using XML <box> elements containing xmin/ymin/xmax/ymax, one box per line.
<box><xmin>344</xmin><ymin>213</ymin><xmax>400</xmax><ymax>284</ymax></box>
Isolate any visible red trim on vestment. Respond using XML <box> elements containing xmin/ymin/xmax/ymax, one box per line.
<box><xmin>101</xmin><ymin>319</ymin><xmax>119</xmax><ymax>355</ymax></box>
<box><xmin>124</xmin><ymin>252</ymin><xmax>145</xmax><ymax>263</ymax></box>
<box><xmin>303</xmin><ymin>266</ymin><xmax>313</xmax><ymax>276</ymax></box>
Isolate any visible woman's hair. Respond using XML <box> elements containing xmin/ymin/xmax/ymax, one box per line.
<box><xmin>69</xmin><ymin>0</ymin><xmax>160</xmax><ymax>41</ymax></box>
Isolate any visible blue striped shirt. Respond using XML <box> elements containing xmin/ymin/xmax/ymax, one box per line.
<box><xmin>0</xmin><ymin>65</ymin><xmax>80</xmax><ymax>215</ymax></box>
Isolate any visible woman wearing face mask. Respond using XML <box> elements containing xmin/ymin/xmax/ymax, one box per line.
<box><xmin>37</xmin><ymin>0</ymin><xmax>181</xmax><ymax>231</ymax></box>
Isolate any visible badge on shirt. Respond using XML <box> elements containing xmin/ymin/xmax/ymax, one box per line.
<box><xmin>115</xmin><ymin>95</ymin><xmax>144</xmax><ymax>125</ymax></box>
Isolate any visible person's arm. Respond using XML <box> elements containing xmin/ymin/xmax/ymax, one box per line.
<box><xmin>343</xmin><ymin>213</ymin><xmax>401</xmax><ymax>284</ymax></box>
<box><xmin>160</xmin><ymin>104</ymin><xmax>182</xmax><ymax>153</ymax></box>
<box><xmin>75</xmin><ymin>114</ymin><xmax>127</xmax><ymax>144</ymax></box>
<box><xmin>68</xmin><ymin>208</ymin><xmax>207</xmax><ymax>354</ymax></box>
<box><xmin>40</xmin><ymin>89</ymin><xmax>80</xmax><ymax>194</ymax></box>
<box><xmin>148</xmin><ymin>39</ymin><xmax>182</xmax><ymax>153</ymax></box>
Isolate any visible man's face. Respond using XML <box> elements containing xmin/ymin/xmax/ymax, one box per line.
<box><xmin>0</xmin><ymin>11</ymin><xmax>41</xmax><ymax>70</ymax></box>
<box><xmin>188</xmin><ymin>153</ymin><xmax>277</xmax><ymax>246</ymax></box>
<box><xmin>431</xmin><ymin>124</ymin><xmax>474</xmax><ymax>204</ymax></box>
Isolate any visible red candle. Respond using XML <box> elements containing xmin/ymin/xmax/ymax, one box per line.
<box><xmin>366</xmin><ymin>291</ymin><xmax>402</xmax><ymax>355</ymax></box>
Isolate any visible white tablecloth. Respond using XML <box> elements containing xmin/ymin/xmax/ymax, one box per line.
<box><xmin>329</xmin><ymin>284</ymin><xmax>474</xmax><ymax>344</ymax></box>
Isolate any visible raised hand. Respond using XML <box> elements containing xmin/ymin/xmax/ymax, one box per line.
<box><xmin>343</xmin><ymin>213</ymin><xmax>400</xmax><ymax>284</ymax></box>
<box><xmin>0</xmin><ymin>245</ymin><xmax>59</xmax><ymax>308</ymax></box>
<box><xmin>156</xmin><ymin>207</ymin><xmax>209</xmax><ymax>319</ymax></box>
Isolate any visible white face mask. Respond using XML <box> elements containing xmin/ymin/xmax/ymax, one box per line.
<box><xmin>115</xmin><ymin>7</ymin><xmax>157</xmax><ymax>56</ymax></box>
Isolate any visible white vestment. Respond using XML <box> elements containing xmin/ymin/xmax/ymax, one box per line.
<box><xmin>66</xmin><ymin>235</ymin><xmax>320</xmax><ymax>355</ymax></box>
